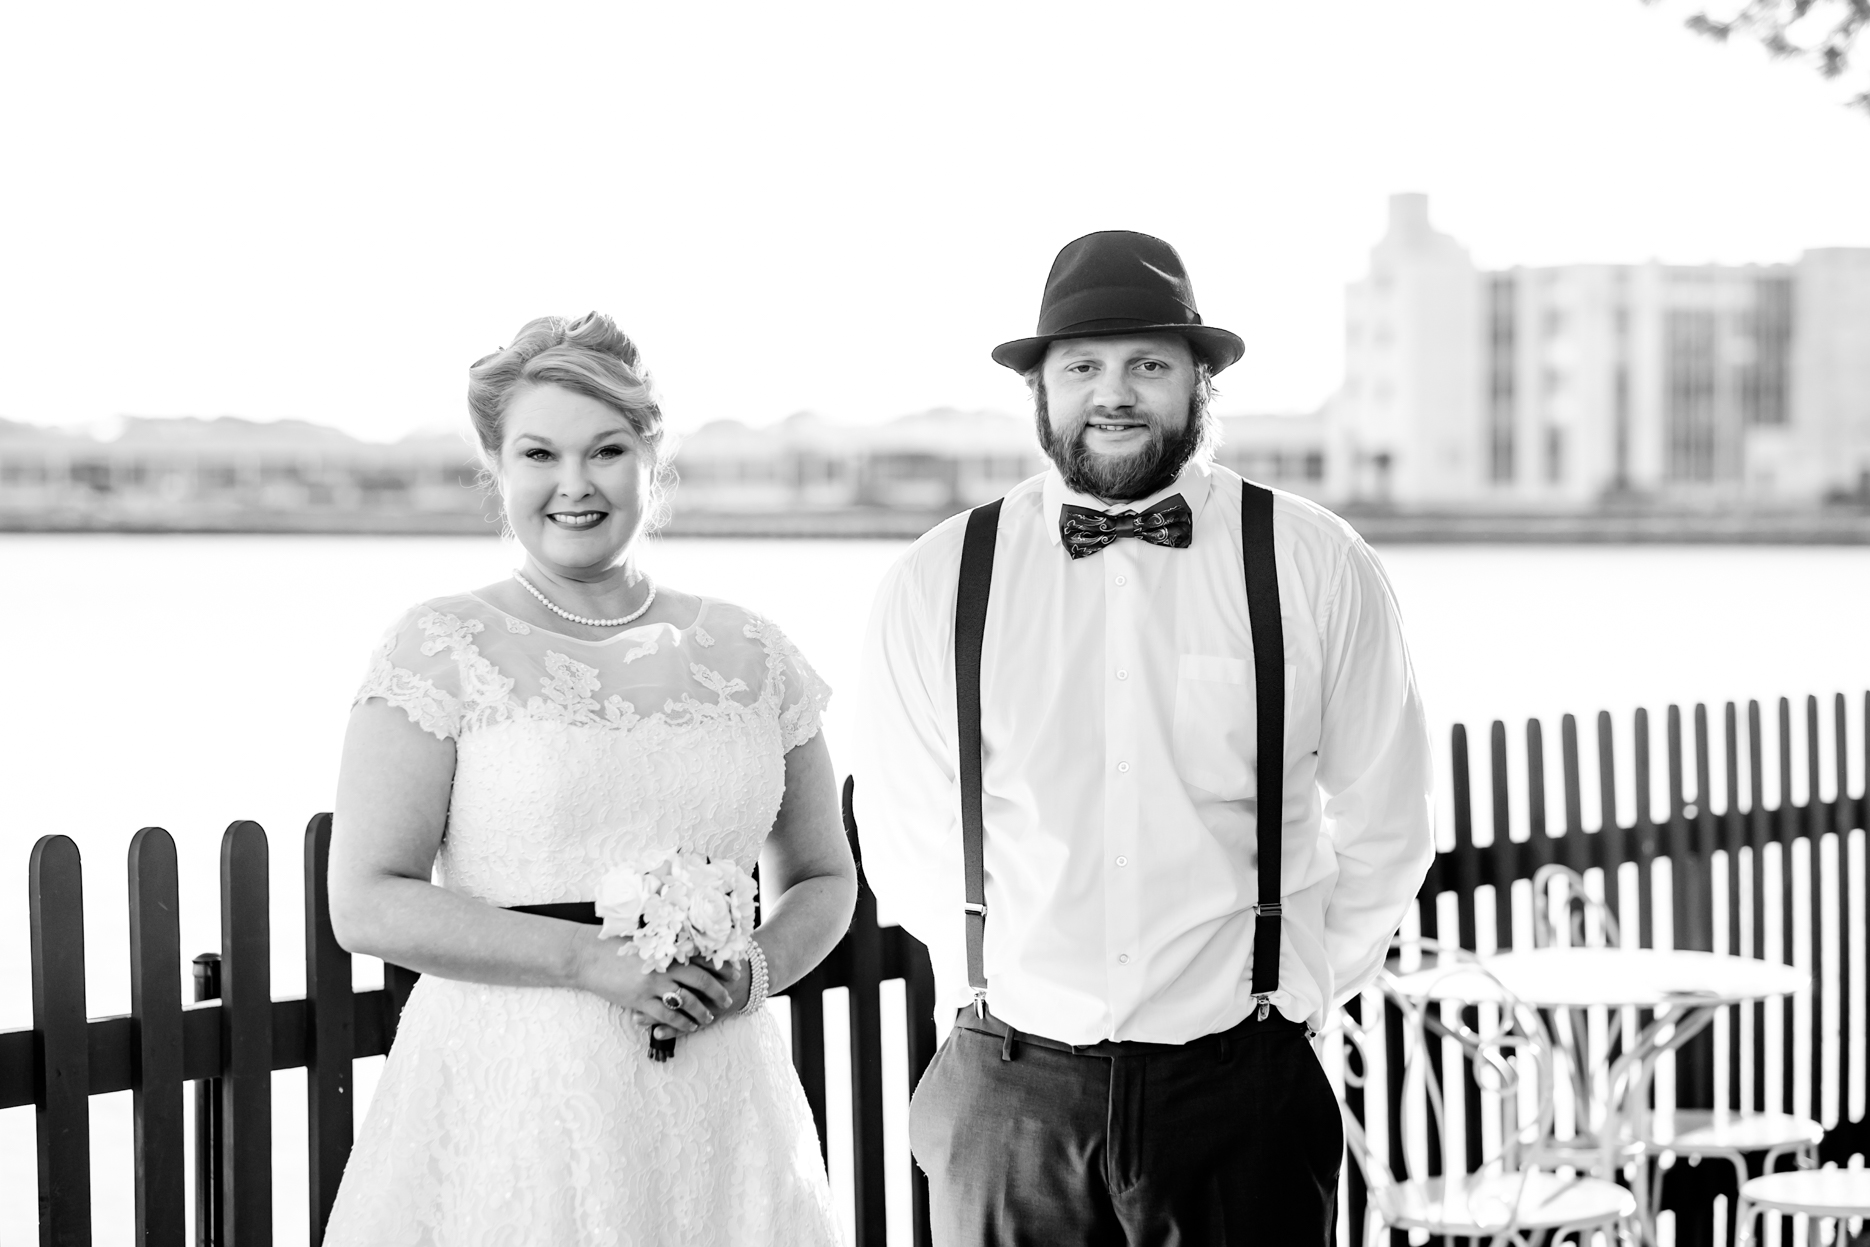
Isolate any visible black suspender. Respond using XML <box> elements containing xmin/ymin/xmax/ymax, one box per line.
<box><xmin>1240</xmin><ymin>481</ymin><xmax>1286</xmax><ymax>1014</ymax></box>
<box><xmin>955</xmin><ymin>500</ymin><xmax>1002</xmax><ymax>1014</ymax></box>
<box><xmin>952</xmin><ymin>481</ymin><xmax>1286</xmax><ymax>1021</ymax></box>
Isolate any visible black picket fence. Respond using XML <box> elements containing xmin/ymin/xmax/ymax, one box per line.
<box><xmin>5</xmin><ymin>779</ymin><xmax>933</xmax><ymax>1247</ymax></box>
<box><xmin>1351</xmin><ymin>692</ymin><xmax>1870</xmax><ymax>1245</ymax></box>
<box><xmin>4</xmin><ymin>694</ymin><xmax>1865</xmax><ymax>1246</ymax></box>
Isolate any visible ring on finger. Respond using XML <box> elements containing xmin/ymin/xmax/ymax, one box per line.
<box><xmin>660</xmin><ymin>989</ymin><xmax>685</xmax><ymax>1011</ymax></box>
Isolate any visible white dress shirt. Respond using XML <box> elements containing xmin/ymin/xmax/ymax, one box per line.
<box><xmin>852</xmin><ymin>459</ymin><xmax>1434</xmax><ymax>1043</ymax></box>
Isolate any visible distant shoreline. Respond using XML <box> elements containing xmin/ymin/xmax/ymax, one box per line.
<box><xmin>5</xmin><ymin>508</ymin><xmax>1870</xmax><ymax>543</ymax></box>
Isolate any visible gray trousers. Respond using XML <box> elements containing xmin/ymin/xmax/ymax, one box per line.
<box><xmin>908</xmin><ymin>1009</ymin><xmax>1341</xmax><ymax>1247</ymax></box>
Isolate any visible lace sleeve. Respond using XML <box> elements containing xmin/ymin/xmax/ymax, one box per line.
<box><xmin>745</xmin><ymin>615</ymin><xmax>832</xmax><ymax>752</ymax></box>
<box><xmin>353</xmin><ymin>606</ymin><xmax>467</xmax><ymax>741</ymax></box>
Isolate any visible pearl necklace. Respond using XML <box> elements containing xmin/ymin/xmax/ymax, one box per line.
<box><xmin>514</xmin><ymin>572</ymin><xmax>657</xmax><ymax>628</ymax></box>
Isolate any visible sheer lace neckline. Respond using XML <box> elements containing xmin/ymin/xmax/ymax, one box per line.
<box><xmin>465</xmin><ymin>591</ymin><xmax>713</xmax><ymax>647</ymax></box>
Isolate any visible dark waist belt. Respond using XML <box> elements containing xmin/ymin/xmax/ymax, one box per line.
<box><xmin>956</xmin><ymin>1004</ymin><xmax>1300</xmax><ymax>1060</ymax></box>
<box><xmin>506</xmin><ymin>902</ymin><xmax>601</xmax><ymax>925</ymax></box>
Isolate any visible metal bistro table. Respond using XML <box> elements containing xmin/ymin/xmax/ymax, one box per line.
<box><xmin>1391</xmin><ymin>947</ymin><xmax>1805</xmax><ymax>1245</ymax></box>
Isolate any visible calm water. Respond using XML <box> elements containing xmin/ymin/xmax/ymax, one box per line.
<box><xmin>3</xmin><ymin>533</ymin><xmax>1869</xmax><ymax>1240</ymax></box>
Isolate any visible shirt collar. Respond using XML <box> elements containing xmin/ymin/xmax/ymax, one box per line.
<box><xmin>1042</xmin><ymin>457</ymin><xmax>1216</xmax><ymax>548</ymax></box>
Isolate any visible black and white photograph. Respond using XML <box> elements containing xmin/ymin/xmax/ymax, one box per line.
<box><xmin>3</xmin><ymin>3</ymin><xmax>1870</xmax><ymax>1244</ymax></box>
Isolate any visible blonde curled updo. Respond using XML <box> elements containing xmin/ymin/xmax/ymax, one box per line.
<box><xmin>468</xmin><ymin>312</ymin><xmax>675</xmax><ymax>528</ymax></box>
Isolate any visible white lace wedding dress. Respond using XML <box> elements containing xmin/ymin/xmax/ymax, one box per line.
<box><xmin>322</xmin><ymin>591</ymin><xmax>842</xmax><ymax>1246</ymax></box>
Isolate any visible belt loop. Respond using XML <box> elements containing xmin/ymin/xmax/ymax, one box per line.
<box><xmin>1001</xmin><ymin>1022</ymin><xmax>1018</xmax><ymax>1063</ymax></box>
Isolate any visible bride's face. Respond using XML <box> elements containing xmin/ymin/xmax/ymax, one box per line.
<box><xmin>497</xmin><ymin>383</ymin><xmax>650</xmax><ymax>575</ymax></box>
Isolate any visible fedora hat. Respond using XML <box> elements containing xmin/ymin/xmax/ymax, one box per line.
<box><xmin>991</xmin><ymin>230</ymin><xmax>1244</xmax><ymax>375</ymax></box>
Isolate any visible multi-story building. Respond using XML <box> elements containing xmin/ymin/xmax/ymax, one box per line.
<box><xmin>1337</xmin><ymin>194</ymin><xmax>1870</xmax><ymax>507</ymax></box>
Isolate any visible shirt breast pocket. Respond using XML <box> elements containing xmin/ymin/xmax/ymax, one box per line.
<box><xmin>1171</xmin><ymin>653</ymin><xmax>1292</xmax><ymax>801</ymax></box>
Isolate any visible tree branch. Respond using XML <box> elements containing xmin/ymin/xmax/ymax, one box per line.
<box><xmin>1645</xmin><ymin>0</ymin><xmax>1870</xmax><ymax>114</ymax></box>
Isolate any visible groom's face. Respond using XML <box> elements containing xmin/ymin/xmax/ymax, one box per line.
<box><xmin>1035</xmin><ymin>334</ymin><xmax>1204</xmax><ymax>502</ymax></box>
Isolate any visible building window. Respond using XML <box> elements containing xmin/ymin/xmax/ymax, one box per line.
<box><xmin>1665</xmin><ymin>308</ymin><xmax>1720</xmax><ymax>482</ymax></box>
<box><xmin>1545</xmin><ymin>427</ymin><xmax>1564</xmax><ymax>484</ymax></box>
<box><xmin>1740</xmin><ymin>274</ymin><xmax>1791</xmax><ymax>426</ymax></box>
<box><xmin>1487</xmin><ymin>274</ymin><xmax>1517</xmax><ymax>484</ymax></box>
<box><xmin>1613</xmin><ymin>365</ymin><xmax>1630</xmax><ymax>491</ymax></box>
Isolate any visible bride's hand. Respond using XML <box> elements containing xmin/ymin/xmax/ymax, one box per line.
<box><xmin>573</xmin><ymin>933</ymin><xmax>736</xmax><ymax>1036</ymax></box>
<box><xmin>645</xmin><ymin>958</ymin><xmax>750</xmax><ymax>1043</ymax></box>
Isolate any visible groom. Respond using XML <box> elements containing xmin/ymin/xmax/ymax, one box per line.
<box><xmin>854</xmin><ymin>231</ymin><xmax>1435</xmax><ymax>1244</ymax></box>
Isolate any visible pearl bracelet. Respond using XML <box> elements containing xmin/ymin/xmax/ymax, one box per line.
<box><xmin>743</xmin><ymin>940</ymin><xmax>770</xmax><ymax>1014</ymax></box>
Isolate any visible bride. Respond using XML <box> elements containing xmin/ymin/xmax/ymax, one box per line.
<box><xmin>322</xmin><ymin>313</ymin><xmax>851</xmax><ymax>1244</ymax></box>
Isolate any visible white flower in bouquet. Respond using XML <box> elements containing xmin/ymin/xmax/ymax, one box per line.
<box><xmin>593</xmin><ymin>868</ymin><xmax>650</xmax><ymax>940</ymax></box>
<box><xmin>594</xmin><ymin>848</ymin><xmax>758</xmax><ymax>975</ymax></box>
<box><xmin>687</xmin><ymin>882</ymin><xmax>736</xmax><ymax>947</ymax></box>
<box><xmin>635</xmin><ymin>890</ymin><xmax>691</xmax><ymax>972</ymax></box>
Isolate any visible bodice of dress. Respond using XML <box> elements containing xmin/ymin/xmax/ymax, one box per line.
<box><xmin>354</xmin><ymin>592</ymin><xmax>829</xmax><ymax>907</ymax></box>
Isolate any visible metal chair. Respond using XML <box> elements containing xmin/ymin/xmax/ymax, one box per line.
<box><xmin>1734</xmin><ymin>1168</ymin><xmax>1870</xmax><ymax>1247</ymax></box>
<box><xmin>1532</xmin><ymin>865</ymin><xmax>1821</xmax><ymax>1206</ymax></box>
<box><xmin>1337</xmin><ymin>944</ymin><xmax>1636</xmax><ymax>1247</ymax></box>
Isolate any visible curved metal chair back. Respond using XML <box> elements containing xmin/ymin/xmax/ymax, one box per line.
<box><xmin>1336</xmin><ymin>941</ymin><xmax>1620</xmax><ymax>1246</ymax></box>
<box><xmin>1532</xmin><ymin>863</ymin><xmax>1621</xmax><ymax>949</ymax></box>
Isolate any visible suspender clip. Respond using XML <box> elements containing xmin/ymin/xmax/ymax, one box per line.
<box><xmin>963</xmin><ymin>902</ymin><xmax>987</xmax><ymax>916</ymax></box>
<box><xmin>1256</xmin><ymin>901</ymin><xmax>1283</xmax><ymax>917</ymax></box>
<box><xmin>1254</xmin><ymin>994</ymin><xmax>1273</xmax><ymax>1022</ymax></box>
<box><xmin>971</xmin><ymin>988</ymin><xmax>988</xmax><ymax>1019</ymax></box>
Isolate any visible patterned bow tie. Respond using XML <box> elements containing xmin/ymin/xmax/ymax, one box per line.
<box><xmin>1059</xmin><ymin>494</ymin><xmax>1194</xmax><ymax>559</ymax></box>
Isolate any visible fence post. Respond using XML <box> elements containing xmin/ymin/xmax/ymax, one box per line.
<box><xmin>901</xmin><ymin>941</ymin><xmax>938</xmax><ymax>1247</ymax></box>
<box><xmin>1525</xmin><ymin>716</ymin><xmax>1556</xmax><ymax>885</ymax></box>
<box><xmin>1598</xmin><ymin>711</ymin><xmax>1624</xmax><ymax>920</ymax></box>
<box><xmin>1667</xmin><ymin>706</ymin><xmax>1698</xmax><ymax>948</ymax></box>
<box><xmin>30</xmin><ymin>834</ymin><xmax>91</xmax><ymax>1247</ymax></box>
<box><xmin>220</xmin><ymin>821</ymin><xmax>272</xmax><ymax>1246</ymax></box>
<box><xmin>1802</xmin><ymin>696</ymin><xmax>1826</xmax><ymax>1144</ymax></box>
<box><xmin>1634</xmin><ymin>706</ymin><xmax>1656</xmax><ymax>950</ymax></box>
<box><xmin>1776</xmin><ymin>698</ymin><xmax>1797</xmax><ymax>1116</ymax></box>
<box><xmin>843</xmin><ymin>780</ymin><xmax>888</xmax><ymax>1245</ymax></box>
<box><xmin>304</xmin><ymin>814</ymin><xmax>354</xmax><ymax>1245</ymax></box>
<box><xmin>129</xmin><ymin>827</ymin><xmax>186</xmax><ymax>1247</ymax></box>
<box><xmin>789</xmin><ymin>991</ymin><xmax>829</xmax><ymax>1162</ymax></box>
<box><xmin>191</xmin><ymin>954</ymin><xmax>222</xmax><ymax>1247</ymax></box>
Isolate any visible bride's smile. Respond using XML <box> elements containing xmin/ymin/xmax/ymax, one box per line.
<box><xmin>545</xmin><ymin>509</ymin><xmax>606</xmax><ymax>530</ymax></box>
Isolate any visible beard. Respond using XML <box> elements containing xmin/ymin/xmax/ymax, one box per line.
<box><xmin>1033</xmin><ymin>382</ymin><xmax>1211</xmax><ymax>502</ymax></box>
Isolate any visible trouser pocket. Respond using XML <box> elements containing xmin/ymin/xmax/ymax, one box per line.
<box><xmin>907</xmin><ymin>1031</ymin><xmax>957</xmax><ymax>1172</ymax></box>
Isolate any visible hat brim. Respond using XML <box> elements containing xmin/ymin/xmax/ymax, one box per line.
<box><xmin>991</xmin><ymin>324</ymin><xmax>1245</xmax><ymax>375</ymax></box>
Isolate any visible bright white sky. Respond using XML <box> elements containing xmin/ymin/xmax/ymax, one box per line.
<box><xmin>2</xmin><ymin>0</ymin><xmax>1866</xmax><ymax>441</ymax></box>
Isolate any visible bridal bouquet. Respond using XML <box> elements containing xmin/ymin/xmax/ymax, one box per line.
<box><xmin>595</xmin><ymin>848</ymin><xmax>758</xmax><ymax>1061</ymax></box>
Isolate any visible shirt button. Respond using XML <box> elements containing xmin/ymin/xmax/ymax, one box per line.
<box><xmin>1117</xmin><ymin>761</ymin><xmax>1130</xmax><ymax>773</ymax></box>
<box><xmin>1117</xmin><ymin>954</ymin><xmax>1130</xmax><ymax>964</ymax></box>
<box><xmin>1115</xmin><ymin>855</ymin><xmax>1129</xmax><ymax>867</ymax></box>
<box><xmin>1116</xmin><ymin>669</ymin><xmax>1129</xmax><ymax>681</ymax></box>
<box><xmin>1114</xmin><ymin>575</ymin><xmax>1128</xmax><ymax>586</ymax></box>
